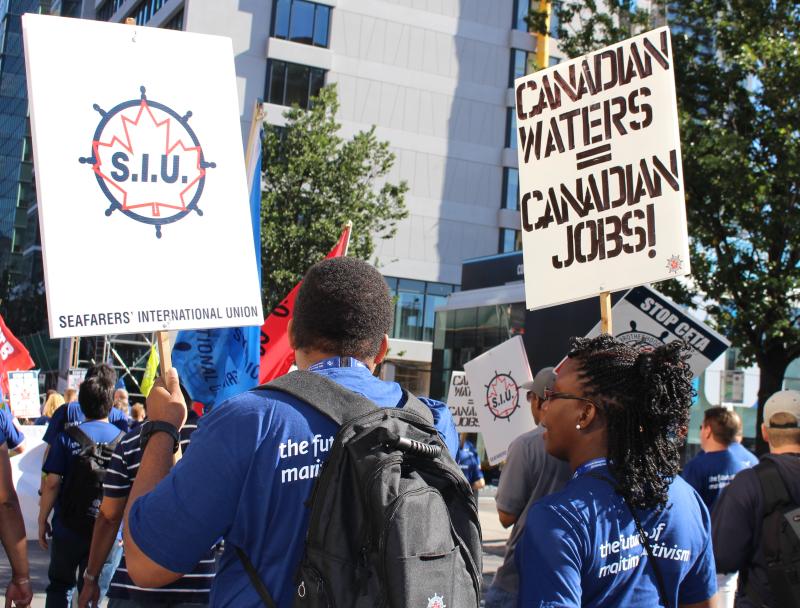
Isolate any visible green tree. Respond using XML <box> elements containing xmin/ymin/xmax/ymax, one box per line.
<box><xmin>530</xmin><ymin>1</ymin><xmax>800</xmax><ymax>451</ymax></box>
<box><xmin>260</xmin><ymin>85</ymin><xmax>408</xmax><ymax>310</ymax></box>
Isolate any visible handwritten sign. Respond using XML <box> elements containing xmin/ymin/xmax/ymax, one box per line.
<box><xmin>446</xmin><ymin>371</ymin><xmax>479</xmax><ymax>432</ymax></box>
<box><xmin>515</xmin><ymin>27</ymin><xmax>689</xmax><ymax>309</ymax></box>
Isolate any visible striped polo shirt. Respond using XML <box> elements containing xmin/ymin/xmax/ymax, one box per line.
<box><xmin>103</xmin><ymin>411</ymin><xmax>216</xmax><ymax>603</ymax></box>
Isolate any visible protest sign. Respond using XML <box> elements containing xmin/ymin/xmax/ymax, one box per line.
<box><xmin>446</xmin><ymin>371</ymin><xmax>479</xmax><ymax>432</ymax></box>
<box><xmin>22</xmin><ymin>14</ymin><xmax>263</xmax><ymax>338</ymax></box>
<box><xmin>67</xmin><ymin>367</ymin><xmax>87</xmax><ymax>391</ymax></box>
<box><xmin>10</xmin><ymin>426</ymin><xmax>46</xmax><ymax>540</ymax></box>
<box><xmin>514</xmin><ymin>27</ymin><xmax>690</xmax><ymax>310</ymax></box>
<box><xmin>584</xmin><ymin>285</ymin><xmax>730</xmax><ymax>377</ymax></box>
<box><xmin>463</xmin><ymin>336</ymin><xmax>533</xmax><ymax>465</ymax></box>
<box><xmin>8</xmin><ymin>371</ymin><xmax>40</xmax><ymax>419</ymax></box>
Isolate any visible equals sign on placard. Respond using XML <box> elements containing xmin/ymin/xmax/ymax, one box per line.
<box><xmin>576</xmin><ymin>144</ymin><xmax>612</xmax><ymax>170</ymax></box>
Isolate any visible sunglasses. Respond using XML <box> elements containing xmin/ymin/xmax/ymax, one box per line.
<box><xmin>542</xmin><ymin>389</ymin><xmax>601</xmax><ymax>410</ymax></box>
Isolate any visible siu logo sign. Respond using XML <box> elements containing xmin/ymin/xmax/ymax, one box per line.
<box><xmin>484</xmin><ymin>371</ymin><xmax>520</xmax><ymax>421</ymax></box>
<box><xmin>617</xmin><ymin>320</ymin><xmax>669</xmax><ymax>351</ymax></box>
<box><xmin>79</xmin><ymin>86</ymin><xmax>216</xmax><ymax>238</ymax></box>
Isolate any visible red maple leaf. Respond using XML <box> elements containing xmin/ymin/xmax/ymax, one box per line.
<box><xmin>92</xmin><ymin>99</ymin><xmax>204</xmax><ymax>218</ymax></box>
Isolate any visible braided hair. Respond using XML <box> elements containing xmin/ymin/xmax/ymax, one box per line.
<box><xmin>568</xmin><ymin>334</ymin><xmax>694</xmax><ymax>510</ymax></box>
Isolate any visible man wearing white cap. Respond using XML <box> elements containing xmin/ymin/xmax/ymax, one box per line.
<box><xmin>712</xmin><ymin>389</ymin><xmax>800</xmax><ymax>607</ymax></box>
<box><xmin>484</xmin><ymin>366</ymin><xmax>571</xmax><ymax>608</ymax></box>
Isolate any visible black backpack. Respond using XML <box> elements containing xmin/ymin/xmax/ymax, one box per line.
<box><xmin>58</xmin><ymin>425</ymin><xmax>124</xmax><ymax>537</ymax></box>
<box><xmin>237</xmin><ymin>371</ymin><xmax>482</xmax><ymax>608</ymax></box>
<box><xmin>745</xmin><ymin>459</ymin><xmax>800</xmax><ymax>607</ymax></box>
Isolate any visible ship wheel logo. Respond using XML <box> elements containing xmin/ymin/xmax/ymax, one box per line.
<box><xmin>484</xmin><ymin>371</ymin><xmax>520</xmax><ymax>421</ymax></box>
<box><xmin>79</xmin><ymin>86</ymin><xmax>216</xmax><ymax>238</ymax></box>
<box><xmin>617</xmin><ymin>320</ymin><xmax>669</xmax><ymax>351</ymax></box>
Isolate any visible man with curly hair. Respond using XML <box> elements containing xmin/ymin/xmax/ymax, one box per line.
<box><xmin>516</xmin><ymin>335</ymin><xmax>718</xmax><ymax>607</ymax></box>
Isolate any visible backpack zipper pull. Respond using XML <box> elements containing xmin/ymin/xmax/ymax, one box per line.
<box><xmin>297</xmin><ymin>580</ymin><xmax>306</xmax><ymax>598</ymax></box>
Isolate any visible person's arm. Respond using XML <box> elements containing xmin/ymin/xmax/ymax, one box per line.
<box><xmin>497</xmin><ymin>509</ymin><xmax>517</xmax><ymax>528</ymax></box>
<box><xmin>679</xmin><ymin>598</ymin><xmax>718</xmax><ymax>608</ymax></box>
<box><xmin>78</xmin><ymin>496</ymin><xmax>126</xmax><ymax>608</ymax></box>
<box><xmin>38</xmin><ymin>473</ymin><xmax>60</xmax><ymax>550</ymax></box>
<box><xmin>1</xmin><ymin>410</ymin><xmax>25</xmax><ymax>456</ymax></box>
<box><xmin>710</xmin><ymin>474</ymin><xmax>757</xmax><ymax>573</ymax></box>
<box><xmin>0</xmin><ymin>443</ymin><xmax>32</xmax><ymax>606</ymax></box>
<box><xmin>123</xmin><ymin>369</ymin><xmax>187</xmax><ymax>587</ymax></box>
<box><xmin>494</xmin><ymin>436</ymin><xmax>532</xmax><ymax>527</ymax></box>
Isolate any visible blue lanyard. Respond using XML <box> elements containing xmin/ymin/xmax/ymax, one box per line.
<box><xmin>308</xmin><ymin>356</ymin><xmax>370</xmax><ymax>373</ymax></box>
<box><xmin>572</xmin><ymin>457</ymin><xmax>608</xmax><ymax>480</ymax></box>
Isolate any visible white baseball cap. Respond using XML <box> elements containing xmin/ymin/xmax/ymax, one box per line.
<box><xmin>764</xmin><ymin>390</ymin><xmax>800</xmax><ymax>428</ymax></box>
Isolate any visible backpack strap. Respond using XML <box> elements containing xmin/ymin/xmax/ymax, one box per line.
<box><xmin>107</xmin><ymin>431</ymin><xmax>126</xmax><ymax>450</ymax></box>
<box><xmin>743</xmin><ymin>459</ymin><xmax>794</xmax><ymax>606</ymax></box>
<box><xmin>66</xmin><ymin>425</ymin><xmax>96</xmax><ymax>450</ymax></box>
<box><xmin>262</xmin><ymin>370</ymin><xmax>434</xmax><ymax>427</ymax></box>
<box><xmin>234</xmin><ymin>546</ymin><xmax>278</xmax><ymax>608</ymax></box>
<box><xmin>755</xmin><ymin>459</ymin><xmax>792</xmax><ymax>515</ymax></box>
<box><xmin>587</xmin><ymin>472</ymin><xmax>671</xmax><ymax>608</ymax></box>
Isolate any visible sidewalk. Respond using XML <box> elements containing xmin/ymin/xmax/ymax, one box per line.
<box><xmin>2</xmin><ymin>496</ymin><xmax>510</xmax><ymax>606</ymax></box>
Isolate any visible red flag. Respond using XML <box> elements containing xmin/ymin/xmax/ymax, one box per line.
<box><xmin>259</xmin><ymin>225</ymin><xmax>351</xmax><ymax>383</ymax></box>
<box><xmin>0</xmin><ymin>314</ymin><xmax>35</xmax><ymax>399</ymax></box>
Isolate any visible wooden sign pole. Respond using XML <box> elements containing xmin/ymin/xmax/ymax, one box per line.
<box><xmin>600</xmin><ymin>291</ymin><xmax>612</xmax><ymax>335</ymax></box>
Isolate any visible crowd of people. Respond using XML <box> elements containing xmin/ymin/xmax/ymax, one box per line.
<box><xmin>0</xmin><ymin>257</ymin><xmax>797</xmax><ymax>608</ymax></box>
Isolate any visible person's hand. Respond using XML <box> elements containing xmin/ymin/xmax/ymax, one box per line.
<box><xmin>146</xmin><ymin>368</ymin><xmax>187</xmax><ymax>429</ymax></box>
<box><xmin>5</xmin><ymin>577</ymin><xmax>32</xmax><ymax>608</ymax></box>
<box><xmin>77</xmin><ymin>574</ymin><xmax>100</xmax><ymax>608</ymax></box>
<box><xmin>38</xmin><ymin>519</ymin><xmax>51</xmax><ymax>550</ymax></box>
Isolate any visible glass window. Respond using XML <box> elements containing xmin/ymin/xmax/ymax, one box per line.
<box><xmin>289</xmin><ymin>0</ymin><xmax>315</xmax><ymax>44</ymax></box>
<box><xmin>502</xmin><ymin>168</ymin><xmax>519</xmax><ymax>210</ymax></box>
<box><xmin>506</xmin><ymin>108</ymin><xmax>517</xmax><ymax>149</ymax></box>
<box><xmin>422</xmin><ymin>283</ymin><xmax>453</xmax><ymax>343</ymax></box>
<box><xmin>272</xmin><ymin>0</ymin><xmax>331</xmax><ymax>48</ymax></box>
<box><xmin>550</xmin><ymin>1</ymin><xmax>561</xmax><ymax>38</ymax></box>
<box><xmin>549</xmin><ymin>56</ymin><xmax>561</xmax><ymax>67</ymax></box>
<box><xmin>268</xmin><ymin>60</ymin><xmax>287</xmax><ymax>105</ymax></box>
<box><xmin>513</xmin><ymin>0</ymin><xmax>530</xmax><ymax>30</ymax></box>
<box><xmin>266</xmin><ymin>60</ymin><xmax>325</xmax><ymax>109</ymax></box>
<box><xmin>309</xmin><ymin>67</ymin><xmax>325</xmax><ymax>102</ymax></box>
<box><xmin>273</xmin><ymin>0</ymin><xmax>291</xmax><ymax>38</ymax></box>
<box><xmin>395</xmin><ymin>279</ymin><xmax>426</xmax><ymax>341</ymax></box>
<box><xmin>499</xmin><ymin>229</ymin><xmax>521</xmax><ymax>253</ymax></box>
<box><xmin>509</xmin><ymin>49</ymin><xmax>531</xmax><ymax>85</ymax></box>
<box><xmin>313</xmin><ymin>4</ymin><xmax>330</xmax><ymax>47</ymax></box>
<box><xmin>162</xmin><ymin>9</ymin><xmax>184</xmax><ymax>30</ymax></box>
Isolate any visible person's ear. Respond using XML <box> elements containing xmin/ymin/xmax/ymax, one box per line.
<box><xmin>374</xmin><ymin>334</ymin><xmax>390</xmax><ymax>364</ymax></box>
<box><xmin>579</xmin><ymin>401</ymin><xmax>599</xmax><ymax>429</ymax></box>
<box><xmin>761</xmin><ymin>422</ymin><xmax>769</xmax><ymax>444</ymax></box>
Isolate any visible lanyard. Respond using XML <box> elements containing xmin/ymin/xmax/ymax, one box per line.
<box><xmin>308</xmin><ymin>356</ymin><xmax>370</xmax><ymax>373</ymax></box>
<box><xmin>572</xmin><ymin>457</ymin><xmax>608</xmax><ymax>480</ymax></box>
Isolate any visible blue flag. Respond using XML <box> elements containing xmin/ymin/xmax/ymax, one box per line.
<box><xmin>172</xmin><ymin>112</ymin><xmax>263</xmax><ymax>410</ymax></box>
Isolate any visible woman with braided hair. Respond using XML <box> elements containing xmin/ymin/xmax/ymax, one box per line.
<box><xmin>516</xmin><ymin>334</ymin><xmax>718</xmax><ymax>608</ymax></box>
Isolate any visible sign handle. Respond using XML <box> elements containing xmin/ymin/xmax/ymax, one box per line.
<box><xmin>156</xmin><ymin>331</ymin><xmax>172</xmax><ymax>375</ymax></box>
<box><xmin>600</xmin><ymin>291</ymin><xmax>612</xmax><ymax>335</ymax></box>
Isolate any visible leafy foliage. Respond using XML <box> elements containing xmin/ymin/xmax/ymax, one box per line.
<box><xmin>530</xmin><ymin>1</ymin><xmax>800</xmax><ymax>446</ymax></box>
<box><xmin>260</xmin><ymin>86</ymin><xmax>408</xmax><ymax>310</ymax></box>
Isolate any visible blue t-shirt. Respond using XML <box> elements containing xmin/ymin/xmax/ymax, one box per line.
<box><xmin>43</xmin><ymin>401</ymin><xmax>128</xmax><ymax>445</ymax></box>
<box><xmin>727</xmin><ymin>441</ymin><xmax>759</xmax><ymax>468</ymax></box>
<box><xmin>0</xmin><ymin>407</ymin><xmax>24</xmax><ymax>450</ymax></box>
<box><xmin>43</xmin><ymin>419</ymin><xmax>123</xmax><ymax>537</ymax></box>
<box><xmin>129</xmin><ymin>366</ymin><xmax>458</xmax><ymax>607</ymax></box>
<box><xmin>681</xmin><ymin>446</ymin><xmax>757</xmax><ymax>511</ymax></box>
<box><xmin>516</xmin><ymin>461</ymin><xmax>717</xmax><ymax>607</ymax></box>
<box><xmin>456</xmin><ymin>445</ymin><xmax>483</xmax><ymax>484</ymax></box>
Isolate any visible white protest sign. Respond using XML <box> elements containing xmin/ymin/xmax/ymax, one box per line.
<box><xmin>23</xmin><ymin>15</ymin><xmax>263</xmax><ymax>338</ymax></box>
<box><xmin>515</xmin><ymin>27</ymin><xmax>690</xmax><ymax>310</ymax></box>
<box><xmin>446</xmin><ymin>371</ymin><xmax>479</xmax><ymax>432</ymax></box>
<box><xmin>67</xmin><ymin>367</ymin><xmax>87</xmax><ymax>390</ymax></box>
<box><xmin>10</xmin><ymin>426</ymin><xmax>47</xmax><ymax>540</ymax></box>
<box><xmin>8</xmin><ymin>371</ymin><xmax>40</xmax><ymax>419</ymax></box>
<box><xmin>584</xmin><ymin>285</ymin><xmax>730</xmax><ymax>378</ymax></box>
<box><xmin>463</xmin><ymin>336</ymin><xmax>533</xmax><ymax>465</ymax></box>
